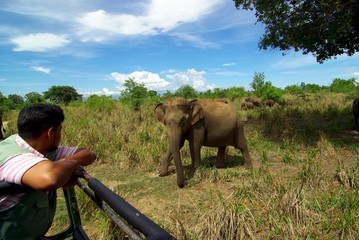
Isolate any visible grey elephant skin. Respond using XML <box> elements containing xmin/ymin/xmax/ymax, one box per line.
<box><xmin>353</xmin><ymin>97</ymin><xmax>359</xmax><ymax>130</ymax></box>
<box><xmin>155</xmin><ymin>97</ymin><xmax>252</xmax><ymax>188</ymax></box>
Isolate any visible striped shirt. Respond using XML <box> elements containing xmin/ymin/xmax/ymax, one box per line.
<box><xmin>0</xmin><ymin>134</ymin><xmax>78</xmax><ymax>211</ymax></box>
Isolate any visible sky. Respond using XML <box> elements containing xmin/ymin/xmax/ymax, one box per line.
<box><xmin>0</xmin><ymin>0</ymin><xmax>358</xmax><ymax>97</ymax></box>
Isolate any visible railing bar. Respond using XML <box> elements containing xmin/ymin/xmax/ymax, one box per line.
<box><xmin>77</xmin><ymin>181</ymin><xmax>143</xmax><ymax>240</ymax></box>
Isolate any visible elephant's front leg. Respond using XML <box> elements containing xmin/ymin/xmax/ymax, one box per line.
<box><xmin>189</xmin><ymin>141</ymin><xmax>201</xmax><ymax>169</ymax></box>
<box><xmin>159</xmin><ymin>149</ymin><xmax>172</xmax><ymax>176</ymax></box>
<box><xmin>159</xmin><ymin>138</ymin><xmax>185</xmax><ymax>176</ymax></box>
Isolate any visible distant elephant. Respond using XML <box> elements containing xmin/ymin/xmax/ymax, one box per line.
<box><xmin>353</xmin><ymin>97</ymin><xmax>359</xmax><ymax>130</ymax></box>
<box><xmin>263</xmin><ymin>99</ymin><xmax>275</xmax><ymax>107</ymax></box>
<box><xmin>0</xmin><ymin>110</ymin><xmax>5</xmax><ymax>140</ymax></box>
<box><xmin>155</xmin><ymin>97</ymin><xmax>252</xmax><ymax>188</ymax></box>
<box><xmin>241</xmin><ymin>101</ymin><xmax>254</xmax><ymax>110</ymax></box>
<box><xmin>245</xmin><ymin>96</ymin><xmax>262</xmax><ymax>107</ymax></box>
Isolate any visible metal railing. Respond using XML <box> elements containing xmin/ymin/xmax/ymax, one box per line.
<box><xmin>0</xmin><ymin>172</ymin><xmax>174</xmax><ymax>240</ymax></box>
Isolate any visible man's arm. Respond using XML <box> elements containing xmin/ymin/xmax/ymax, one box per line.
<box><xmin>22</xmin><ymin>149</ymin><xmax>96</xmax><ymax>191</ymax></box>
<box><xmin>61</xmin><ymin>148</ymin><xmax>97</xmax><ymax>166</ymax></box>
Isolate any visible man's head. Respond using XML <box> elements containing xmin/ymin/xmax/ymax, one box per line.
<box><xmin>18</xmin><ymin>104</ymin><xmax>65</xmax><ymax>141</ymax></box>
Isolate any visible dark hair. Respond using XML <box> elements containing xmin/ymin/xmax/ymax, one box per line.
<box><xmin>17</xmin><ymin>104</ymin><xmax>65</xmax><ymax>139</ymax></box>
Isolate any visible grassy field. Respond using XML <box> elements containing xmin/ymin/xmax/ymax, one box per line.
<box><xmin>3</xmin><ymin>92</ymin><xmax>358</xmax><ymax>239</ymax></box>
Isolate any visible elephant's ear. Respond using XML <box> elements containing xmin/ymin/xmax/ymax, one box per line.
<box><xmin>155</xmin><ymin>103</ymin><xmax>166</xmax><ymax>125</ymax></box>
<box><xmin>189</xmin><ymin>99</ymin><xmax>203</xmax><ymax>125</ymax></box>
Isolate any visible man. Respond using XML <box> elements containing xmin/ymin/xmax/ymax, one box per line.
<box><xmin>0</xmin><ymin>104</ymin><xmax>97</xmax><ymax>239</ymax></box>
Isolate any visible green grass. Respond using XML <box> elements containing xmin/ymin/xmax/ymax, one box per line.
<box><xmin>2</xmin><ymin>92</ymin><xmax>358</xmax><ymax>239</ymax></box>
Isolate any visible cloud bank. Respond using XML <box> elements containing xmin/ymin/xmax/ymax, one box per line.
<box><xmin>108</xmin><ymin>69</ymin><xmax>216</xmax><ymax>93</ymax></box>
<box><xmin>76</xmin><ymin>0</ymin><xmax>223</xmax><ymax>42</ymax></box>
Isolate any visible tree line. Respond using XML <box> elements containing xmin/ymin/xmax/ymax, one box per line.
<box><xmin>1</xmin><ymin>73</ymin><xmax>358</xmax><ymax>112</ymax></box>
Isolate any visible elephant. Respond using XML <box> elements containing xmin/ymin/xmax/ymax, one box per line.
<box><xmin>244</xmin><ymin>96</ymin><xmax>262</xmax><ymax>107</ymax></box>
<box><xmin>155</xmin><ymin>97</ymin><xmax>252</xmax><ymax>188</ymax></box>
<box><xmin>241</xmin><ymin>101</ymin><xmax>254</xmax><ymax>110</ymax></box>
<box><xmin>211</xmin><ymin>98</ymin><xmax>228</xmax><ymax>104</ymax></box>
<box><xmin>263</xmin><ymin>99</ymin><xmax>275</xmax><ymax>107</ymax></box>
<box><xmin>0</xmin><ymin>110</ymin><xmax>5</xmax><ymax>140</ymax></box>
<box><xmin>353</xmin><ymin>97</ymin><xmax>359</xmax><ymax>130</ymax></box>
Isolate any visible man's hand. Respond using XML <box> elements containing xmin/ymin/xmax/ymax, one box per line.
<box><xmin>63</xmin><ymin>175</ymin><xmax>78</xmax><ymax>189</ymax></box>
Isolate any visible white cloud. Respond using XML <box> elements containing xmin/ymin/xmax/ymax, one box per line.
<box><xmin>102</xmin><ymin>88</ymin><xmax>111</xmax><ymax>94</ymax></box>
<box><xmin>273</xmin><ymin>54</ymin><xmax>317</xmax><ymax>69</ymax></box>
<box><xmin>171</xmin><ymin>33</ymin><xmax>220</xmax><ymax>49</ymax></box>
<box><xmin>81</xmin><ymin>88</ymin><xmax>120</xmax><ymax>97</ymax></box>
<box><xmin>11</xmin><ymin>33</ymin><xmax>70</xmax><ymax>52</ymax></box>
<box><xmin>110</xmin><ymin>71</ymin><xmax>170</xmax><ymax>91</ymax></box>
<box><xmin>160</xmin><ymin>69</ymin><xmax>177</xmax><ymax>74</ymax></box>
<box><xmin>166</xmin><ymin>68</ymin><xmax>216</xmax><ymax>91</ymax></box>
<box><xmin>108</xmin><ymin>69</ymin><xmax>216</xmax><ymax>92</ymax></box>
<box><xmin>222</xmin><ymin>62</ymin><xmax>237</xmax><ymax>67</ymax></box>
<box><xmin>1</xmin><ymin>0</ymin><xmax>91</xmax><ymax>22</ymax></box>
<box><xmin>353</xmin><ymin>72</ymin><xmax>359</xmax><ymax>82</ymax></box>
<box><xmin>76</xmin><ymin>0</ymin><xmax>222</xmax><ymax>42</ymax></box>
<box><xmin>31</xmin><ymin>66</ymin><xmax>51</xmax><ymax>74</ymax></box>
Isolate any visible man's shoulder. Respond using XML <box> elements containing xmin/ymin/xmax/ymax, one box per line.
<box><xmin>0</xmin><ymin>135</ymin><xmax>31</xmax><ymax>164</ymax></box>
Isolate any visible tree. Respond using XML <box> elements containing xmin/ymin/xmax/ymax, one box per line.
<box><xmin>234</xmin><ymin>0</ymin><xmax>359</xmax><ymax>62</ymax></box>
<box><xmin>227</xmin><ymin>86</ymin><xmax>246</xmax><ymax>100</ymax></box>
<box><xmin>174</xmin><ymin>85</ymin><xmax>198</xmax><ymax>99</ymax></box>
<box><xmin>329</xmin><ymin>78</ymin><xmax>358</xmax><ymax>93</ymax></box>
<box><xmin>284</xmin><ymin>84</ymin><xmax>303</xmax><ymax>94</ymax></box>
<box><xmin>25</xmin><ymin>92</ymin><xmax>45</xmax><ymax>104</ymax></box>
<box><xmin>302</xmin><ymin>83</ymin><xmax>323</xmax><ymax>93</ymax></box>
<box><xmin>162</xmin><ymin>90</ymin><xmax>175</xmax><ymax>99</ymax></box>
<box><xmin>0</xmin><ymin>92</ymin><xmax>7</xmax><ymax>112</ymax></box>
<box><xmin>250</xmin><ymin>72</ymin><xmax>265</xmax><ymax>93</ymax></box>
<box><xmin>0</xmin><ymin>93</ymin><xmax>18</xmax><ymax>111</ymax></box>
<box><xmin>43</xmin><ymin>86</ymin><xmax>82</xmax><ymax>105</ymax></box>
<box><xmin>85</xmin><ymin>95</ymin><xmax>116</xmax><ymax>111</ymax></box>
<box><xmin>7</xmin><ymin>94</ymin><xmax>24</xmax><ymax>109</ymax></box>
<box><xmin>250</xmin><ymin>72</ymin><xmax>284</xmax><ymax>101</ymax></box>
<box><xmin>121</xmin><ymin>78</ymin><xmax>150</xmax><ymax>111</ymax></box>
<box><xmin>8</xmin><ymin>94</ymin><xmax>24</xmax><ymax>104</ymax></box>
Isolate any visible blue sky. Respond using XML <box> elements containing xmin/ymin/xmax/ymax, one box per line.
<box><xmin>0</xmin><ymin>0</ymin><xmax>358</xmax><ymax>97</ymax></box>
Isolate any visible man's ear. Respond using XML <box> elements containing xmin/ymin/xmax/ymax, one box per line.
<box><xmin>47</xmin><ymin>127</ymin><xmax>55</xmax><ymax>139</ymax></box>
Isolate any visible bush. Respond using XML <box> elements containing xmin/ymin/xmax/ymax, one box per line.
<box><xmin>251</xmin><ymin>72</ymin><xmax>284</xmax><ymax>101</ymax></box>
<box><xmin>85</xmin><ymin>95</ymin><xmax>116</xmax><ymax>111</ymax></box>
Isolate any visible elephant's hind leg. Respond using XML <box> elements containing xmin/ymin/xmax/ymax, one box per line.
<box><xmin>215</xmin><ymin>146</ymin><xmax>226</xmax><ymax>168</ymax></box>
<box><xmin>236</xmin><ymin>126</ymin><xmax>253</xmax><ymax>169</ymax></box>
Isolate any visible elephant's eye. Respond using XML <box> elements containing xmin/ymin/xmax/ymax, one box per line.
<box><xmin>163</xmin><ymin>120</ymin><xmax>167</xmax><ymax>126</ymax></box>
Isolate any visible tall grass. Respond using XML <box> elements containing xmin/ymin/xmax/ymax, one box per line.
<box><xmin>2</xmin><ymin>93</ymin><xmax>358</xmax><ymax>239</ymax></box>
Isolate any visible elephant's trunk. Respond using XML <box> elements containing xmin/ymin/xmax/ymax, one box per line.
<box><xmin>168</xmin><ymin>127</ymin><xmax>184</xmax><ymax>188</ymax></box>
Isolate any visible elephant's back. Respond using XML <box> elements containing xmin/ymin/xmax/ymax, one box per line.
<box><xmin>200</xmin><ymin>100</ymin><xmax>238</xmax><ymax>119</ymax></box>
